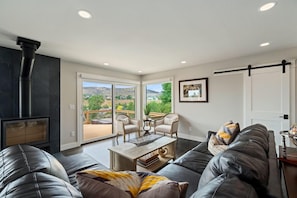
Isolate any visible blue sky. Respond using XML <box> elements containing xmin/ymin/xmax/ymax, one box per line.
<box><xmin>83</xmin><ymin>81</ymin><xmax>163</xmax><ymax>92</ymax></box>
<box><xmin>147</xmin><ymin>84</ymin><xmax>162</xmax><ymax>92</ymax></box>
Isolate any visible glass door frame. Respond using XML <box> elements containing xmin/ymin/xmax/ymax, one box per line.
<box><xmin>77</xmin><ymin>72</ymin><xmax>140</xmax><ymax>145</ymax></box>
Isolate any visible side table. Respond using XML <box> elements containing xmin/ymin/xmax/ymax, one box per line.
<box><xmin>143</xmin><ymin>119</ymin><xmax>152</xmax><ymax>136</ymax></box>
<box><xmin>278</xmin><ymin>146</ymin><xmax>297</xmax><ymax>198</ymax></box>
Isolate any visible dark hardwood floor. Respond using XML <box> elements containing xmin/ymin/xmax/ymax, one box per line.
<box><xmin>63</xmin><ymin>134</ymin><xmax>200</xmax><ymax>169</ymax></box>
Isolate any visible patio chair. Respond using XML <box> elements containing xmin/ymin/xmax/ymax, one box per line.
<box><xmin>154</xmin><ymin>113</ymin><xmax>179</xmax><ymax>138</ymax></box>
<box><xmin>116</xmin><ymin>114</ymin><xmax>140</xmax><ymax>142</ymax></box>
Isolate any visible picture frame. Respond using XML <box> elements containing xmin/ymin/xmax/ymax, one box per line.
<box><xmin>179</xmin><ymin>77</ymin><xmax>208</xmax><ymax>102</ymax></box>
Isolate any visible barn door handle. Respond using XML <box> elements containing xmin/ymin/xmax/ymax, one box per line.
<box><xmin>280</xmin><ymin>114</ymin><xmax>289</xmax><ymax>119</ymax></box>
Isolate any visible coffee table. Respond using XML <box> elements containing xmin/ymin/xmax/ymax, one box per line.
<box><xmin>109</xmin><ymin>136</ymin><xmax>176</xmax><ymax>172</ymax></box>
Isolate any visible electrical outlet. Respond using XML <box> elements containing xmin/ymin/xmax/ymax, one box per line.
<box><xmin>70</xmin><ymin>131</ymin><xmax>75</xmax><ymax>137</ymax></box>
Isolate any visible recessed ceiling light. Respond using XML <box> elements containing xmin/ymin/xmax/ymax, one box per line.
<box><xmin>138</xmin><ymin>70</ymin><xmax>142</xmax><ymax>73</ymax></box>
<box><xmin>259</xmin><ymin>2</ymin><xmax>277</xmax><ymax>12</ymax></box>
<box><xmin>181</xmin><ymin>61</ymin><xmax>187</xmax><ymax>64</ymax></box>
<box><xmin>260</xmin><ymin>42</ymin><xmax>270</xmax><ymax>47</ymax></box>
<box><xmin>78</xmin><ymin>10</ymin><xmax>92</xmax><ymax>19</ymax></box>
<box><xmin>103</xmin><ymin>62</ymin><xmax>109</xmax><ymax>66</ymax></box>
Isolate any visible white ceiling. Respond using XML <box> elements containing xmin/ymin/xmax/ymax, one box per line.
<box><xmin>0</xmin><ymin>0</ymin><xmax>297</xmax><ymax>75</ymax></box>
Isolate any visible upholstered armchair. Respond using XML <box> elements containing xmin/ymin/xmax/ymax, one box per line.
<box><xmin>154</xmin><ymin>113</ymin><xmax>179</xmax><ymax>138</ymax></box>
<box><xmin>116</xmin><ymin>114</ymin><xmax>140</xmax><ymax>142</ymax></box>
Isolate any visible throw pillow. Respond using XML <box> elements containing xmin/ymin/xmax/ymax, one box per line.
<box><xmin>137</xmin><ymin>174</ymin><xmax>188</xmax><ymax>198</ymax></box>
<box><xmin>76</xmin><ymin>170</ymin><xmax>140</xmax><ymax>198</ymax></box>
<box><xmin>215</xmin><ymin>121</ymin><xmax>240</xmax><ymax>145</ymax></box>
<box><xmin>208</xmin><ymin>134</ymin><xmax>228</xmax><ymax>155</ymax></box>
<box><xmin>76</xmin><ymin>170</ymin><xmax>188</xmax><ymax>198</ymax></box>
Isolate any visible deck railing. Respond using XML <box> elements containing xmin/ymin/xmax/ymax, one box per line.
<box><xmin>83</xmin><ymin>110</ymin><xmax>166</xmax><ymax>124</ymax></box>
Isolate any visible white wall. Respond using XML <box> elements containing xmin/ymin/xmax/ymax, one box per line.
<box><xmin>142</xmin><ymin>47</ymin><xmax>297</xmax><ymax>141</ymax></box>
<box><xmin>60</xmin><ymin>60</ymin><xmax>140</xmax><ymax>150</ymax></box>
<box><xmin>60</xmin><ymin>47</ymin><xmax>297</xmax><ymax>149</ymax></box>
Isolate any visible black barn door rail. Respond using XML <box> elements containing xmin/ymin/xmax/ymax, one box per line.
<box><xmin>214</xmin><ymin>60</ymin><xmax>291</xmax><ymax>76</ymax></box>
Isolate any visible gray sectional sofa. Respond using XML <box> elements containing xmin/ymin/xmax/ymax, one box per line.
<box><xmin>0</xmin><ymin>124</ymin><xmax>283</xmax><ymax>197</ymax></box>
<box><xmin>157</xmin><ymin>124</ymin><xmax>283</xmax><ymax>198</ymax></box>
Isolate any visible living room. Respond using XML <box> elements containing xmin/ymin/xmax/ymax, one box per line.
<box><xmin>1</xmin><ymin>1</ymin><xmax>297</xmax><ymax>151</ymax></box>
<box><xmin>0</xmin><ymin>1</ymin><xmax>297</xmax><ymax>197</ymax></box>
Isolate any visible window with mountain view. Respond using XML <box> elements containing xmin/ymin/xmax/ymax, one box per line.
<box><xmin>145</xmin><ymin>81</ymin><xmax>172</xmax><ymax>118</ymax></box>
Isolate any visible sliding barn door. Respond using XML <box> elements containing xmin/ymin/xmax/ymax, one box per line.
<box><xmin>244</xmin><ymin>65</ymin><xmax>290</xmax><ymax>152</ymax></box>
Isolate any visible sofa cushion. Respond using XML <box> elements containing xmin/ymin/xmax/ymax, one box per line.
<box><xmin>76</xmin><ymin>170</ymin><xmax>188</xmax><ymax>198</ymax></box>
<box><xmin>0</xmin><ymin>172</ymin><xmax>82</xmax><ymax>198</ymax></box>
<box><xmin>54</xmin><ymin>151</ymin><xmax>108</xmax><ymax>189</ymax></box>
<box><xmin>191</xmin><ymin>174</ymin><xmax>258</xmax><ymax>198</ymax></box>
<box><xmin>208</xmin><ymin>134</ymin><xmax>228</xmax><ymax>155</ymax></box>
<box><xmin>216</xmin><ymin>121</ymin><xmax>240</xmax><ymax>145</ymax></box>
<box><xmin>198</xmin><ymin>149</ymin><xmax>269</xmax><ymax>197</ymax></box>
<box><xmin>157</xmin><ymin>163</ymin><xmax>201</xmax><ymax>198</ymax></box>
<box><xmin>76</xmin><ymin>170</ymin><xmax>140</xmax><ymax>198</ymax></box>
<box><xmin>0</xmin><ymin>144</ymin><xmax>69</xmax><ymax>192</ymax></box>
<box><xmin>191</xmin><ymin>142</ymin><xmax>213</xmax><ymax>156</ymax></box>
<box><xmin>174</xmin><ymin>150</ymin><xmax>213</xmax><ymax>174</ymax></box>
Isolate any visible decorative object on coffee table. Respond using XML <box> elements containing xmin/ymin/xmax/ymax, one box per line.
<box><xmin>158</xmin><ymin>147</ymin><xmax>168</xmax><ymax>158</ymax></box>
<box><xmin>137</xmin><ymin>151</ymin><xmax>160</xmax><ymax>168</ymax></box>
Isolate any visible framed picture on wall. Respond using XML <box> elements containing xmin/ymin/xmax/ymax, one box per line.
<box><xmin>179</xmin><ymin>77</ymin><xmax>208</xmax><ymax>102</ymax></box>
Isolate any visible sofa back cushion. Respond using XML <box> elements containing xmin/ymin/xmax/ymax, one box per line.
<box><xmin>231</xmin><ymin>124</ymin><xmax>269</xmax><ymax>152</ymax></box>
<box><xmin>191</xmin><ymin>174</ymin><xmax>258</xmax><ymax>198</ymax></box>
<box><xmin>0</xmin><ymin>144</ymin><xmax>69</xmax><ymax>191</ymax></box>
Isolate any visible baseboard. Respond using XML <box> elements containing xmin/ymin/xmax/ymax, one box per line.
<box><xmin>61</xmin><ymin>142</ymin><xmax>80</xmax><ymax>151</ymax></box>
<box><xmin>178</xmin><ymin>133</ymin><xmax>206</xmax><ymax>142</ymax></box>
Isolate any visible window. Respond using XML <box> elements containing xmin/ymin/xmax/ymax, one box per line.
<box><xmin>143</xmin><ymin>78</ymin><xmax>173</xmax><ymax>119</ymax></box>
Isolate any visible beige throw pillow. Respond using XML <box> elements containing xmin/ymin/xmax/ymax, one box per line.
<box><xmin>208</xmin><ymin>134</ymin><xmax>228</xmax><ymax>155</ymax></box>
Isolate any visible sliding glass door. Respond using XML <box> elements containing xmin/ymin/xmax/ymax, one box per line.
<box><xmin>82</xmin><ymin>81</ymin><xmax>113</xmax><ymax>143</ymax></box>
<box><xmin>78</xmin><ymin>73</ymin><xmax>139</xmax><ymax>144</ymax></box>
<box><xmin>114</xmin><ymin>84</ymin><xmax>136</xmax><ymax>118</ymax></box>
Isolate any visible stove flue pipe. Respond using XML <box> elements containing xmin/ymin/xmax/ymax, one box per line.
<box><xmin>17</xmin><ymin>37</ymin><xmax>40</xmax><ymax>118</ymax></box>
